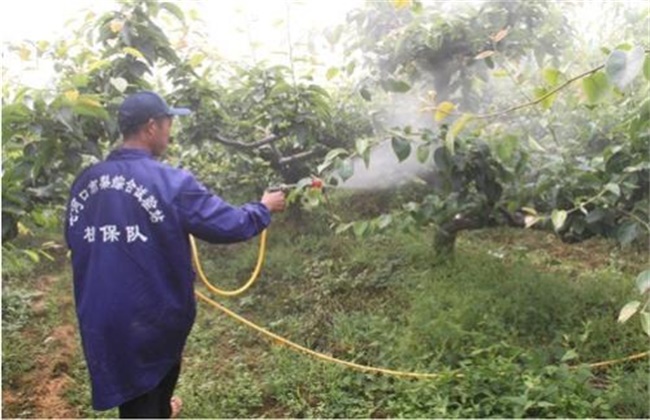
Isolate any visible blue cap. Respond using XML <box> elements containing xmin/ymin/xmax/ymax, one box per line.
<box><xmin>118</xmin><ymin>91</ymin><xmax>191</xmax><ymax>134</ymax></box>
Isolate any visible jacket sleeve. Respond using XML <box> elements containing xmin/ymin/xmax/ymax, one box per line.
<box><xmin>173</xmin><ymin>174</ymin><xmax>271</xmax><ymax>244</ymax></box>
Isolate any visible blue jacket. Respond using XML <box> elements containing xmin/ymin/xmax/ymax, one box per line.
<box><xmin>65</xmin><ymin>148</ymin><xmax>271</xmax><ymax>410</ymax></box>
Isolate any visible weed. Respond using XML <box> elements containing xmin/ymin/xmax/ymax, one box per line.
<box><xmin>4</xmin><ymin>224</ymin><xmax>649</xmax><ymax>418</ymax></box>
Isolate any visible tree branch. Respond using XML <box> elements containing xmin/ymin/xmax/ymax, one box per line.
<box><xmin>213</xmin><ymin>133</ymin><xmax>283</xmax><ymax>149</ymax></box>
<box><xmin>424</xmin><ymin>49</ymin><xmax>650</xmax><ymax>120</ymax></box>
<box><xmin>618</xmin><ymin>208</ymin><xmax>650</xmax><ymax>234</ymax></box>
<box><xmin>477</xmin><ymin>65</ymin><xmax>603</xmax><ymax>119</ymax></box>
<box><xmin>278</xmin><ymin>149</ymin><xmax>322</xmax><ymax>165</ymax></box>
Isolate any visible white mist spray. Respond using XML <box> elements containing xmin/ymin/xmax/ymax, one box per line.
<box><xmin>335</xmin><ymin>91</ymin><xmax>441</xmax><ymax>191</ymax></box>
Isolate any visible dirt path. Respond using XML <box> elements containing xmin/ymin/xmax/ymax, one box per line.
<box><xmin>30</xmin><ymin>323</ymin><xmax>80</xmax><ymax>418</ymax></box>
<box><xmin>2</xmin><ymin>275</ymin><xmax>81</xmax><ymax>418</ymax></box>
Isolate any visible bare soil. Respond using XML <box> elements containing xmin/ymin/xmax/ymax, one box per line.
<box><xmin>2</xmin><ymin>276</ymin><xmax>80</xmax><ymax>419</ymax></box>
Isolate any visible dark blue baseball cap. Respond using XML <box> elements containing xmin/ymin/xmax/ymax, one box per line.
<box><xmin>118</xmin><ymin>91</ymin><xmax>191</xmax><ymax>134</ymax></box>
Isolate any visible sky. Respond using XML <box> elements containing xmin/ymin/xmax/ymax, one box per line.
<box><xmin>0</xmin><ymin>0</ymin><xmax>361</xmax><ymax>88</ymax></box>
<box><xmin>1</xmin><ymin>1</ymin><xmax>113</xmax><ymax>43</ymax></box>
<box><xmin>2</xmin><ymin>0</ymin><xmax>645</xmax><ymax>44</ymax></box>
<box><xmin>1</xmin><ymin>0</ymin><xmax>647</xmax><ymax>89</ymax></box>
<box><xmin>0</xmin><ymin>0</ymin><xmax>359</xmax><ymax>45</ymax></box>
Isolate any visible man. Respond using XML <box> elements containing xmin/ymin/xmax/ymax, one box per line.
<box><xmin>65</xmin><ymin>91</ymin><xmax>286</xmax><ymax>418</ymax></box>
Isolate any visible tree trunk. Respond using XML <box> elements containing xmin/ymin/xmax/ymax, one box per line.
<box><xmin>432</xmin><ymin>208</ymin><xmax>526</xmax><ymax>261</ymax></box>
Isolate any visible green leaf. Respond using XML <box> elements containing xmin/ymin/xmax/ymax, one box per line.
<box><xmin>524</xmin><ymin>215</ymin><xmax>541</xmax><ymax>228</ymax></box>
<box><xmin>160</xmin><ymin>2</ymin><xmax>185</xmax><ymax>21</ymax></box>
<box><xmin>391</xmin><ymin>136</ymin><xmax>411</xmax><ymax>162</ymax></box>
<box><xmin>2</xmin><ymin>103</ymin><xmax>31</xmax><ymax>125</ymax></box>
<box><xmin>324</xmin><ymin>148</ymin><xmax>348</xmax><ymax>163</ymax></box>
<box><xmin>551</xmin><ymin>209</ymin><xmax>567</xmax><ymax>231</ymax></box>
<box><xmin>64</xmin><ymin>89</ymin><xmax>79</xmax><ymax>103</ymax></box>
<box><xmin>189</xmin><ymin>53</ymin><xmax>205</xmax><ymax>68</ymax></box>
<box><xmin>71</xmin><ymin>74</ymin><xmax>90</xmax><ymax>88</ymax></box>
<box><xmin>644</xmin><ymin>56</ymin><xmax>650</xmax><ymax>81</ymax></box>
<box><xmin>355</xmin><ymin>138</ymin><xmax>369</xmax><ymax>157</ymax></box>
<box><xmin>474</xmin><ymin>50</ymin><xmax>495</xmax><ymax>60</ymax></box>
<box><xmin>308</xmin><ymin>84</ymin><xmax>331</xmax><ymax>98</ymax></box>
<box><xmin>353</xmin><ymin>221</ymin><xmax>369</xmax><ymax>238</ymax></box>
<box><xmin>445</xmin><ymin>114</ymin><xmax>473</xmax><ymax>154</ymax></box>
<box><xmin>326</xmin><ymin>67</ymin><xmax>339</xmax><ymax>81</ymax></box>
<box><xmin>73</xmin><ymin>97</ymin><xmax>109</xmax><ymax>119</ymax></box>
<box><xmin>377</xmin><ymin>214</ymin><xmax>392</xmax><ymax>229</ymax></box>
<box><xmin>324</xmin><ymin>26</ymin><xmax>343</xmax><ymax>46</ymax></box>
<box><xmin>21</xmin><ymin>249</ymin><xmax>40</xmax><ymax>263</ymax></box>
<box><xmin>301</xmin><ymin>187</ymin><xmax>322</xmax><ymax>208</ymax></box>
<box><xmin>606</xmin><ymin>50</ymin><xmax>627</xmax><ymax>83</ymax></box>
<box><xmin>522</xmin><ymin>207</ymin><xmax>538</xmax><ymax>216</ymax></box>
<box><xmin>582</xmin><ymin>71</ymin><xmax>610</xmax><ymax>104</ymax></box>
<box><xmin>435</xmin><ymin>101</ymin><xmax>455</xmax><ymax>122</ymax></box>
<box><xmin>617</xmin><ymin>222</ymin><xmax>639</xmax><ymax>246</ymax></box>
<box><xmin>380</xmin><ymin>78</ymin><xmax>411</xmax><ymax>93</ymax></box>
<box><xmin>527</xmin><ymin>135</ymin><xmax>546</xmax><ymax>152</ymax></box>
<box><xmin>355</xmin><ymin>138</ymin><xmax>371</xmax><ymax>168</ymax></box>
<box><xmin>543</xmin><ymin>67</ymin><xmax>561</xmax><ymax>86</ymax></box>
<box><xmin>416</xmin><ymin>144</ymin><xmax>430</xmax><ymax>163</ymax></box>
<box><xmin>635</xmin><ymin>270</ymin><xmax>650</xmax><ymax>294</ymax></box>
<box><xmin>560</xmin><ymin>349</ymin><xmax>578</xmax><ymax>362</ymax></box>
<box><xmin>392</xmin><ymin>0</ymin><xmax>411</xmax><ymax>10</ymax></box>
<box><xmin>496</xmin><ymin>135</ymin><xmax>518</xmax><ymax>162</ymax></box>
<box><xmin>585</xmin><ymin>208</ymin><xmax>606</xmax><ymax>224</ymax></box>
<box><xmin>533</xmin><ymin>87</ymin><xmax>556</xmax><ymax>110</ymax></box>
<box><xmin>123</xmin><ymin>47</ymin><xmax>145</xmax><ymax>60</ymax></box>
<box><xmin>346</xmin><ymin>61</ymin><xmax>356</xmax><ymax>75</ymax></box>
<box><xmin>618</xmin><ymin>301</ymin><xmax>641</xmax><ymax>323</ymax></box>
<box><xmin>335</xmin><ymin>222</ymin><xmax>353</xmax><ymax>235</ymax></box>
<box><xmin>269</xmin><ymin>81</ymin><xmax>292</xmax><ymax>97</ymax></box>
<box><xmin>110</xmin><ymin>77</ymin><xmax>128</xmax><ymax>93</ymax></box>
<box><xmin>337</xmin><ymin>160</ymin><xmax>354</xmax><ymax>181</ymax></box>
<box><xmin>491</xmin><ymin>28</ymin><xmax>509</xmax><ymax>43</ymax></box>
<box><xmin>624</xmin><ymin>162</ymin><xmax>650</xmax><ymax>172</ymax></box>
<box><xmin>37</xmin><ymin>249</ymin><xmax>55</xmax><ymax>262</ymax></box>
<box><xmin>359</xmin><ymin>87</ymin><xmax>372</xmax><ymax>101</ymax></box>
<box><xmin>604</xmin><ymin>182</ymin><xmax>620</xmax><ymax>197</ymax></box>
<box><xmin>605</xmin><ymin>46</ymin><xmax>645</xmax><ymax>90</ymax></box>
<box><xmin>88</xmin><ymin>59</ymin><xmax>111</xmax><ymax>72</ymax></box>
<box><xmin>641</xmin><ymin>312</ymin><xmax>650</xmax><ymax>337</ymax></box>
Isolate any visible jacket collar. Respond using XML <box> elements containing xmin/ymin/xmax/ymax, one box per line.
<box><xmin>107</xmin><ymin>147</ymin><xmax>154</xmax><ymax>161</ymax></box>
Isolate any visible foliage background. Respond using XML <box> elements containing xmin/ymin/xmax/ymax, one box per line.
<box><xmin>2</xmin><ymin>0</ymin><xmax>649</xmax><ymax>417</ymax></box>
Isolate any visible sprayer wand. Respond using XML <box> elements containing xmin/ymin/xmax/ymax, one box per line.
<box><xmin>266</xmin><ymin>184</ymin><xmax>297</xmax><ymax>193</ymax></box>
<box><xmin>267</xmin><ymin>177</ymin><xmax>324</xmax><ymax>193</ymax></box>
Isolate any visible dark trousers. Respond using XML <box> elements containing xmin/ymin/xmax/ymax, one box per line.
<box><xmin>119</xmin><ymin>362</ymin><xmax>181</xmax><ymax>418</ymax></box>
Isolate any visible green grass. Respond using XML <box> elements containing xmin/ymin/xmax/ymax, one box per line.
<box><xmin>2</xmin><ymin>235</ymin><xmax>78</xmax><ymax>418</ymax></box>
<box><xmin>180</xmin><ymin>226</ymin><xmax>648</xmax><ymax>418</ymax></box>
<box><xmin>3</xmin><ymin>223</ymin><xmax>648</xmax><ymax>418</ymax></box>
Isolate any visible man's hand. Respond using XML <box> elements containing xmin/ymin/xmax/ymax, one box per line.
<box><xmin>261</xmin><ymin>190</ymin><xmax>286</xmax><ymax>213</ymax></box>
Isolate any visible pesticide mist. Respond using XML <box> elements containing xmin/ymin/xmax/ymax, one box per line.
<box><xmin>336</xmin><ymin>92</ymin><xmax>441</xmax><ymax>191</ymax></box>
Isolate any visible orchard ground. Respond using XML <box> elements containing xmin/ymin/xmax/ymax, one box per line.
<box><xmin>2</xmin><ymin>222</ymin><xmax>648</xmax><ymax>418</ymax></box>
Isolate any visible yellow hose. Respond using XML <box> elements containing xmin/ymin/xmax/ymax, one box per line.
<box><xmin>578</xmin><ymin>351</ymin><xmax>650</xmax><ymax>370</ymax></box>
<box><xmin>190</xmin><ymin>231</ymin><xmax>456</xmax><ymax>379</ymax></box>
<box><xmin>190</xmin><ymin>231</ymin><xmax>650</xmax><ymax>378</ymax></box>
<box><xmin>190</xmin><ymin>230</ymin><xmax>267</xmax><ymax>297</ymax></box>
<box><xmin>195</xmin><ymin>290</ymin><xmax>459</xmax><ymax>379</ymax></box>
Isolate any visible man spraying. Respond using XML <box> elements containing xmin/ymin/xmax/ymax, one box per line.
<box><xmin>65</xmin><ymin>91</ymin><xmax>286</xmax><ymax>417</ymax></box>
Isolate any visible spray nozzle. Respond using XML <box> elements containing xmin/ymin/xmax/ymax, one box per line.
<box><xmin>266</xmin><ymin>184</ymin><xmax>295</xmax><ymax>193</ymax></box>
<box><xmin>268</xmin><ymin>178</ymin><xmax>325</xmax><ymax>193</ymax></box>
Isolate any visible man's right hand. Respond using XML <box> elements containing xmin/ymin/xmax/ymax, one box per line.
<box><xmin>261</xmin><ymin>190</ymin><xmax>286</xmax><ymax>213</ymax></box>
